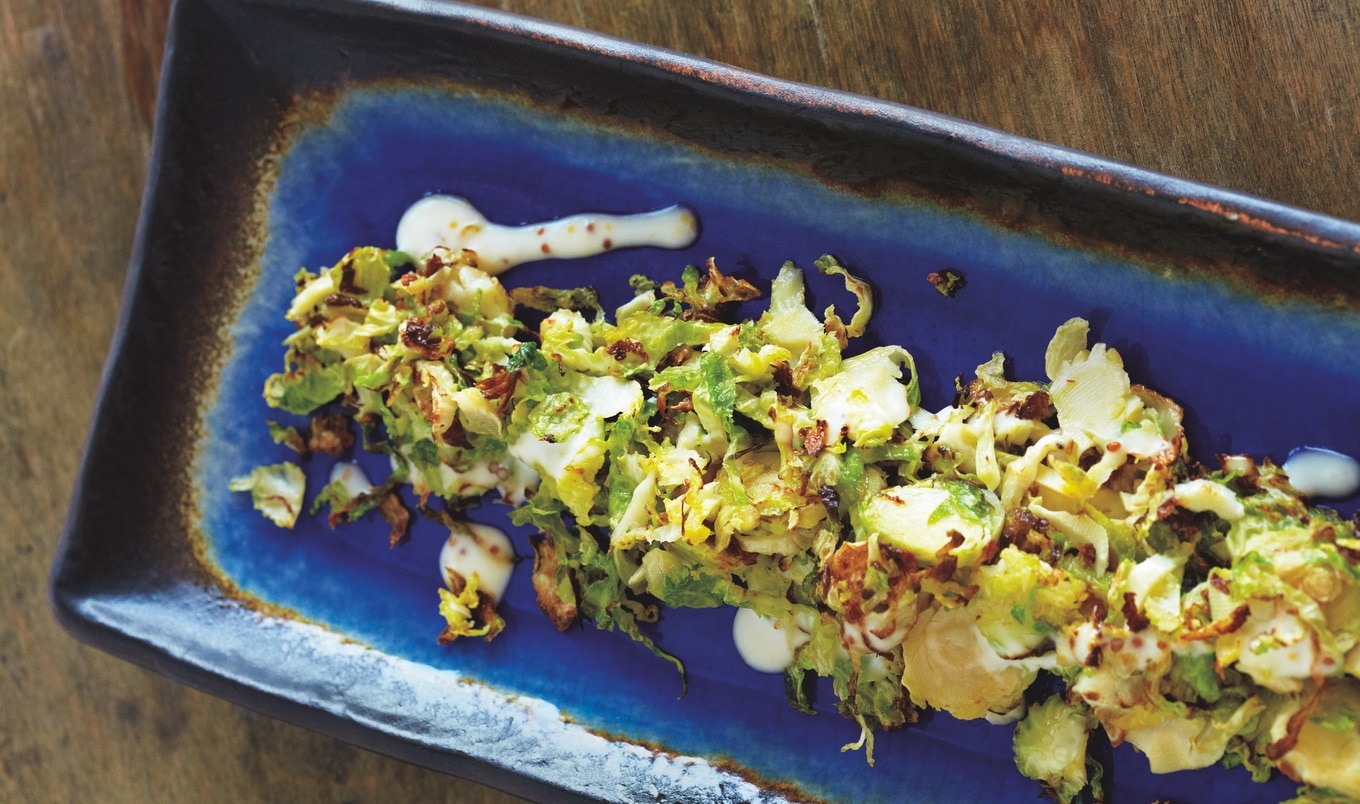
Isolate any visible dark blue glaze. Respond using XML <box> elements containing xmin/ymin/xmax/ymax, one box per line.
<box><xmin>196</xmin><ymin>86</ymin><xmax>1358</xmax><ymax>802</ymax></box>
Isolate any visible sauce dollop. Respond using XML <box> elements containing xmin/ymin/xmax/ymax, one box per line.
<box><xmin>395</xmin><ymin>195</ymin><xmax>698</xmax><ymax>274</ymax></box>
<box><xmin>439</xmin><ymin>522</ymin><xmax>515</xmax><ymax>602</ymax></box>
<box><xmin>732</xmin><ymin>608</ymin><xmax>795</xmax><ymax>673</ymax></box>
<box><xmin>1282</xmin><ymin>447</ymin><xmax>1360</xmax><ymax>499</ymax></box>
<box><xmin>329</xmin><ymin>461</ymin><xmax>373</xmax><ymax>497</ymax></box>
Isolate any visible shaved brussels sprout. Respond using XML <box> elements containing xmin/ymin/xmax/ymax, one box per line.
<box><xmin>241</xmin><ymin>243</ymin><xmax>1360</xmax><ymax>801</ymax></box>
<box><xmin>1014</xmin><ymin>695</ymin><xmax>1096</xmax><ymax>803</ymax></box>
<box><xmin>229</xmin><ymin>462</ymin><xmax>306</xmax><ymax>528</ymax></box>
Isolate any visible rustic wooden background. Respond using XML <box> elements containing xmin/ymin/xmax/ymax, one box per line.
<box><xmin>2</xmin><ymin>0</ymin><xmax>1356</xmax><ymax>801</ymax></box>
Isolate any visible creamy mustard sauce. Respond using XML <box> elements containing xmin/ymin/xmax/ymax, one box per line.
<box><xmin>732</xmin><ymin>608</ymin><xmax>795</xmax><ymax>673</ymax></box>
<box><xmin>985</xmin><ymin>703</ymin><xmax>1027</xmax><ymax>726</ymax></box>
<box><xmin>439</xmin><ymin>522</ymin><xmax>515</xmax><ymax>602</ymax></box>
<box><xmin>395</xmin><ymin>195</ymin><xmax>698</xmax><ymax>274</ymax></box>
<box><xmin>1282</xmin><ymin>447</ymin><xmax>1360</xmax><ymax>499</ymax></box>
<box><xmin>396</xmin><ymin>194</ymin><xmax>693</xmax><ymax>604</ymax></box>
<box><xmin>329</xmin><ymin>461</ymin><xmax>373</xmax><ymax>497</ymax></box>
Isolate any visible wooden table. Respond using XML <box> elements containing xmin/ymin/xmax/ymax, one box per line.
<box><xmin>2</xmin><ymin>1</ymin><xmax>1356</xmax><ymax>801</ymax></box>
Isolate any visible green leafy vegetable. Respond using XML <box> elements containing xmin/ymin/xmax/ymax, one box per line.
<box><xmin>239</xmin><ymin>242</ymin><xmax>1360</xmax><ymax>801</ymax></box>
<box><xmin>229</xmin><ymin>462</ymin><xmax>306</xmax><ymax>528</ymax></box>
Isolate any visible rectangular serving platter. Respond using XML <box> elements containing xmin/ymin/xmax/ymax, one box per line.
<box><xmin>52</xmin><ymin>0</ymin><xmax>1360</xmax><ymax>801</ymax></box>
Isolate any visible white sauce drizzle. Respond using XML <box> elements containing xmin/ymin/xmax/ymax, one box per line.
<box><xmin>329</xmin><ymin>461</ymin><xmax>373</xmax><ymax>497</ymax></box>
<box><xmin>439</xmin><ymin>522</ymin><xmax>515</xmax><ymax>602</ymax></box>
<box><xmin>395</xmin><ymin>195</ymin><xmax>698</xmax><ymax>274</ymax></box>
<box><xmin>395</xmin><ymin>195</ymin><xmax>694</xmax><ymax>605</ymax></box>
<box><xmin>985</xmin><ymin>702</ymin><xmax>1027</xmax><ymax>726</ymax></box>
<box><xmin>732</xmin><ymin>608</ymin><xmax>794</xmax><ymax>673</ymax></box>
<box><xmin>1282</xmin><ymin>447</ymin><xmax>1360</xmax><ymax>498</ymax></box>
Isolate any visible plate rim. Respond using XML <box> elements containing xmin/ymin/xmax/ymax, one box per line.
<box><xmin>51</xmin><ymin>0</ymin><xmax>1359</xmax><ymax>801</ymax></box>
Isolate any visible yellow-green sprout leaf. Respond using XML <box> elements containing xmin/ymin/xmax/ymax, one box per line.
<box><xmin>452</xmin><ymin>387</ymin><xmax>503</xmax><ymax>436</ymax></box>
<box><xmin>1121</xmin><ymin>697</ymin><xmax>1263</xmax><ymax>774</ymax></box>
<box><xmin>510</xmin><ymin>284</ymin><xmax>602</xmax><ymax>314</ymax></box>
<box><xmin>835</xmin><ymin>652</ymin><xmax>912</xmax><ymax>759</ymax></box>
<box><xmin>341</xmin><ymin>246</ymin><xmax>397</xmax><ymax>301</ymax></box>
<box><xmin>229</xmin><ymin>462</ymin><xmax>306</xmax><ymax>528</ymax></box>
<box><xmin>1271</xmin><ymin>679</ymin><xmax>1360</xmax><ymax>798</ymax></box>
<box><xmin>266</xmin><ymin>420</ymin><xmax>307</xmax><ymax>455</ymax></box>
<box><xmin>810</xmin><ymin>346</ymin><xmax>915</xmax><ymax>448</ymax></box>
<box><xmin>509</xmin><ymin>414</ymin><xmax>607</xmax><ymax>521</ymax></box>
<box><xmin>539</xmin><ymin>309</ymin><xmax>610</xmax><ymax>374</ymax></box>
<box><xmin>1014</xmin><ymin>695</ymin><xmax>1096</xmax><ymax>804</ymax></box>
<box><xmin>437</xmin><ymin>573</ymin><xmax>504</xmax><ymax>642</ymax></box>
<box><xmin>700</xmin><ymin>351</ymin><xmax>738</xmax><ymax>437</ymax></box>
<box><xmin>444</xmin><ymin>262</ymin><xmax>513</xmax><ymax>322</ymax></box>
<box><xmin>760</xmin><ymin>262</ymin><xmax>824</xmax><ymax>356</ymax></box>
<box><xmin>1120</xmin><ymin>551</ymin><xmax>1187</xmax><ymax>632</ymax></box>
<box><xmin>815</xmin><ymin>254</ymin><xmax>873</xmax><ymax>338</ymax></box>
<box><xmin>528</xmin><ymin>392</ymin><xmax>590</xmax><ymax>443</ymax></box>
<box><xmin>285</xmin><ymin>247</ymin><xmax>393</xmax><ymax>322</ymax></box>
<box><xmin>1050</xmin><ymin>338</ymin><xmax>1141</xmax><ymax>443</ymax></box>
<box><xmin>286</xmin><ymin>270</ymin><xmax>337</xmax><ymax>322</ymax></box>
<box><xmin>636</xmin><ymin>547</ymin><xmax>742</xmax><ymax>609</ymax></box>
<box><xmin>1045</xmin><ymin>317</ymin><xmax>1090</xmax><ymax>382</ymax></box>
<box><xmin>862</xmin><ymin>481</ymin><xmax>1002</xmax><ymax>567</ymax></box>
<box><xmin>1167</xmin><ymin>649</ymin><xmax>1223</xmax><ymax>704</ymax></box>
<box><xmin>264</xmin><ymin>364</ymin><xmax>346</xmax><ymax>414</ymax></box>
<box><xmin>899</xmin><ymin>604</ymin><xmax>1034</xmax><ymax>721</ymax></box>
<box><xmin>974</xmin><ymin>547</ymin><xmax>1087</xmax><ymax>657</ymax></box>
<box><xmin>658</xmin><ymin>259</ymin><xmax>760</xmax><ymax>313</ymax></box>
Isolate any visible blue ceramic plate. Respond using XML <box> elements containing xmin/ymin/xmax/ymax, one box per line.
<box><xmin>53</xmin><ymin>1</ymin><xmax>1360</xmax><ymax>801</ymax></box>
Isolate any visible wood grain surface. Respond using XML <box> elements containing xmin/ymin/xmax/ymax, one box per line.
<box><xmin>1</xmin><ymin>0</ymin><xmax>1356</xmax><ymax>802</ymax></box>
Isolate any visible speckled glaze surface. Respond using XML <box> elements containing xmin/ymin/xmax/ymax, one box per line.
<box><xmin>53</xmin><ymin>0</ymin><xmax>1360</xmax><ymax>802</ymax></box>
